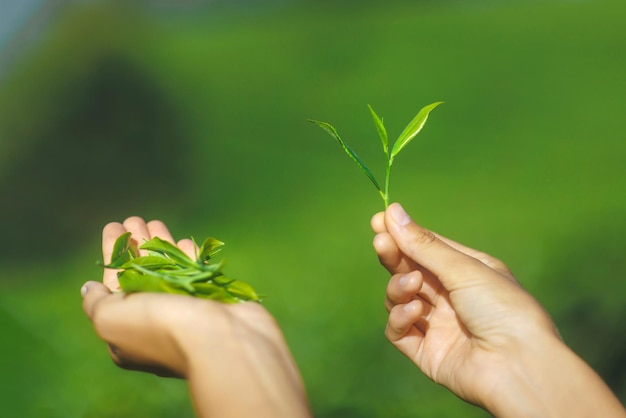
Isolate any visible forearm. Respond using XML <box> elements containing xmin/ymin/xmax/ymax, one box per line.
<box><xmin>485</xmin><ymin>334</ymin><xmax>626</xmax><ymax>418</ymax></box>
<box><xmin>183</xmin><ymin>330</ymin><xmax>311</xmax><ymax>418</ymax></box>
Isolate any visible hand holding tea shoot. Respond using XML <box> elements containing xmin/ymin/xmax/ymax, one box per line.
<box><xmin>309</xmin><ymin>102</ymin><xmax>443</xmax><ymax>207</ymax></box>
<box><xmin>101</xmin><ymin>232</ymin><xmax>261</xmax><ymax>303</ymax></box>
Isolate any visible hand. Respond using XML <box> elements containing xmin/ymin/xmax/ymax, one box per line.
<box><xmin>371</xmin><ymin>203</ymin><xmax>556</xmax><ymax>406</ymax></box>
<box><xmin>82</xmin><ymin>217</ymin><xmax>311</xmax><ymax>417</ymax></box>
<box><xmin>372</xmin><ymin>203</ymin><xmax>626</xmax><ymax>417</ymax></box>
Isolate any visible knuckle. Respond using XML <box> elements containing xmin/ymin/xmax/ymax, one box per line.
<box><xmin>111</xmin><ymin>355</ymin><xmax>132</xmax><ymax>371</ymax></box>
<box><xmin>473</xmin><ymin>251</ymin><xmax>515</xmax><ymax>277</ymax></box>
<box><xmin>386</xmin><ymin>275</ymin><xmax>402</xmax><ymax>299</ymax></box>
<box><xmin>384</xmin><ymin>323</ymin><xmax>396</xmax><ymax>341</ymax></box>
<box><xmin>475</xmin><ymin>250</ymin><xmax>497</xmax><ymax>265</ymax></box>
<box><xmin>411</xmin><ymin>227</ymin><xmax>438</xmax><ymax>248</ymax></box>
<box><xmin>384</xmin><ymin>296</ymin><xmax>394</xmax><ymax>313</ymax></box>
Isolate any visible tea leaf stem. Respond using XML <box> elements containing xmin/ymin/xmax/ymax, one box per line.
<box><xmin>384</xmin><ymin>158</ymin><xmax>392</xmax><ymax>208</ymax></box>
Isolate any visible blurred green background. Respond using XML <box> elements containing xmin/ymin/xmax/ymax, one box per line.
<box><xmin>1</xmin><ymin>0</ymin><xmax>625</xmax><ymax>416</ymax></box>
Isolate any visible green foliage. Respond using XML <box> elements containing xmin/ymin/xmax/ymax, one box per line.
<box><xmin>1</xmin><ymin>0</ymin><xmax>626</xmax><ymax>417</ymax></box>
<box><xmin>103</xmin><ymin>232</ymin><xmax>261</xmax><ymax>303</ymax></box>
<box><xmin>309</xmin><ymin>102</ymin><xmax>442</xmax><ymax>207</ymax></box>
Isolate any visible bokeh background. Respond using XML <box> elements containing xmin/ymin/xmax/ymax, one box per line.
<box><xmin>1</xmin><ymin>0</ymin><xmax>625</xmax><ymax>416</ymax></box>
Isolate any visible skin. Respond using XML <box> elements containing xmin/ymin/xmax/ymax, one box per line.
<box><xmin>82</xmin><ymin>217</ymin><xmax>312</xmax><ymax>418</ymax></box>
<box><xmin>371</xmin><ymin>203</ymin><xmax>626</xmax><ymax>417</ymax></box>
<box><xmin>82</xmin><ymin>207</ymin><xmax>626</xmax><ymax>417</ymax></box>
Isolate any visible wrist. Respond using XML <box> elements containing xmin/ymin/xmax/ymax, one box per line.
<box><xmin>481</xmin><ymin>332</ymin><xmax>563</xmax><ymax>417</ymax></box>
<box><xmin>485</xmin><ymin>333</ymin><xmax>625</xmax><ymax>418</ymax></box>
<box><xmin>172</xmin><ymin>302</ymin><xmax>311</xmax><ymax>417</ymax></box>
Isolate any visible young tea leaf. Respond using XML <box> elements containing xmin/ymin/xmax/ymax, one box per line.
<box><xmin>224</xmin><ymin>279</ymin><xmax>261</xmax><ymax>302</ymax></box>
<box><xmin>193</xmin><ymin>282</ymin><xmax>241</xmax><ymax>303</ymax></box>
<box><xmin>310</xmin><ymin>101</ymin><xmax>442</xmax><ymax>208</ymax></box>
<box><xmin>390</xmin><ymin>101</ymin><xmax>443</xmax><ymax>160</ymax></box>
<box><xmin>107</xmin><ymin>232</ymin><xmax>138</xmax><ymax>268</ymax></box>
<box><xmin>120</xmin><ymin>255</ymin><xmax>176</xmax><ymax>270</ymax></box>
<box><xmin>308</xmin><ymin>119</ymin><xmax>382</xmax><ymax>193</ymax></box>
<box><xmin>140</xmin><ymin>237</ymin><xmax>196</xmax><ymax>268</ymax></box>
<box><xmin>368</xmin><ymin>105</ymin><xmax>388</xmax><ymax>156</ymax></box>
<box><xmin>101</xmin><ymin>233</ymin><xmax>262</xmax><ymax>303</ymax></box>
<box><xmin>197</xmin><ymin>237</ymin><xmax>225</xmax><ymax>264</ymax></box>
<box><xmin>118</xmin><ymin>269</ymin><xmax>166</xmax><ymax>293</ymax></box>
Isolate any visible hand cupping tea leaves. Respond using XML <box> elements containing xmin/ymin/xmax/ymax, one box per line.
<box><xmin>309</xmin><ymin>102</ymin><xmax>443</xmax><ymax>208</ymax></box>
<box><xmin>102</xmin><ymin>232</ymin><xmax>261</xmax><ymax>303</ymax></box>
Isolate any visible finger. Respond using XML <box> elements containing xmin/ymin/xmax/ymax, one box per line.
<box><xmin>81</xmin><ymin>281</ymin><xmax>114</xmax><ymax>321</ymax></box>
<box><xmin>102</xmin><ymin>222</ymin><xmax>128</xmax><ymax>291</ymax></box>
<box><xmin>146</xmin><ymin>220</ymin><xmax>175</xmax><ymax>243</ymax></box>
<box><xmin>371</xmin><ymin>212</ymin><xmax>386</xmax><ymax>234</ymax></box>
<box><xmin>81</xmin><ymin>284</ymin><xmax>188</xmax><ymax>379</ymax></box>
<box><xmin>385</xmin><ymin>203</ymin><xmax>498</xmax><ymax>292</ymax></box>
<box><xmin>385</xmin><ymin>271</ymin><xmax>424</xmax><ymax>311</ymax></box>
<box><xmin>375</xmin><ymin>229</ymin><xmax>445</xmax><ymax>304</ymax></box>
<box><xmin>177</xmin><ymin>239</ymin><xmax>197</xmax><ymax>259</ymax></box>
<box><xmin>122</xmin><ymin>216</ymin><xmax>151</xmax><ymax>256</ymax></box>
<box><xmin>373</xmin><ymin>232</ymin><xmax>416</xmax><ymax>274</ymax></box>
<box><xmin>385</xmin><ymin>300</ymin><xmax>425</xmax><ymax>349</ymax></box>
<box><xmin>107</xmin><ymin>343</ymin><xmax>181</xmax><ymax>378</ymax></box>
<box><xmin>82</xmin><ymin>285</ymin><xmax>163</xmax><ymax>364</ymax></box>
<box><xmin>102</xmin><ymin>222</ymin><xmax>127</xmax><ymax>264</ymax></box>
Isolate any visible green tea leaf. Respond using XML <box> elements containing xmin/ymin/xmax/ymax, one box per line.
<box><xmin>390</xmin><ymin>101</ymin><xmax>443</xmax><ymax>160</ymax></box>
<box><xmin>368</xmin><ymin>105</ymin><xmax>388</xmax><ymax>155</ymax></box>
<box><xmin>160</xmin><ymin>282</ymin><xmax>191</xmax><ymax>296</ymax></box>
<box><xmin>197</xmin><ymin>237</ymin><xmax>225</xmax><ymax>263</ymax></box>
<box><xmin>107</xmin><ymin>232</ymin><xmax>138</xmax><ymax>268</ymax></box>
<box><xmin>168</xmin><ymin>271</ymin><xmax>223</xmax><ymax>292</ymax></box>
<box><xmin>140</xmin><ymin>237</ymin><xmax>196</xmax><ymax>268</ymax></box>
<box><xmin>118</xmin><ymin>269</ymin><xmax>165</xmax><ymax>293</ymax></box>
<box><xmin>120</xmin><ymin>255</ymin><xmax>176</xmax><ymax>270</ymax></box>
<box><xmin>309</xmin><ymin>101</ymin><xmax>442</xmax><ymax>208</ymax></box>
<box><xmin>162</xmin><ymin>278</ymin><xmax>196</xmax><ymax>293</ymax></box>
<box><xmin>308</xmin><ymin>119</ymin><xmax>382</xmax><ymax>193</ymax></box>
<box><xmin>225</xmin><ymin>279</ymin><xmax>261</xmax><ymax>302</ymax></box>
<box><xmin>167</xmin><ymin>265</ymin><xmax>223</xmax><ymax>279</ymax></box>
<box><xmin>101</xmin><ymin>233</ymin><xmax>261</xmax><ymax>303</ymax></box>
<box><xmin>193</xmin><ymin>282</ymin><xmax>240</xmax><ymax>303</ymax></box>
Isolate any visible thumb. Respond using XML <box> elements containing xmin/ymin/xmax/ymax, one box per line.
<box><xmin>384</xmin><ymin>203</ymin><xmax>491</xmax><ymax>292</ymax></box>
<box><xmin>81</xmin><ymin>281</ymin><xmax>113</xmax><ymax>320</ymax></box>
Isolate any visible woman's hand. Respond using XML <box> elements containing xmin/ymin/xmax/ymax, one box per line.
<box><xmin>372</xmin><ymin>203</ymin><xmax>626</xmax><ymax>417</ymax></box>
<box><xmin>82</xmin><ymin>217</ymin><xmax>311</xmax><ymax>418</ymax></box>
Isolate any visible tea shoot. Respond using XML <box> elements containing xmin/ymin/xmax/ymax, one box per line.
<box><xmin>101</xmin><ymin>232</ymin><xmax>261</xmax><ymax>303</ymax></box>
<box><xmin>309</xmin><ymin>102</ymin><xmax>443</xmax><ymax>207</ymax></box>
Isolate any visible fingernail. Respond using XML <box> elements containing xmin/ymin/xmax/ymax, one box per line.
<box><xmin>390</xmin><ymin>203</ymin><xmax>411</xmax><ymax>226</ymax></box>
<box><xmin>399</xmin><ymin>274</ymin><xmax>409</xmax><ymax>287</ymax></box>
<box><xmin>81</xmin><ymin>283</ymin><xmax>90</xmax><ymax>297</ymax></box>
<box><xmin>403</xmin><ymin>302</ymin><xmax>416</xmax><ymax>313</ymax></box>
